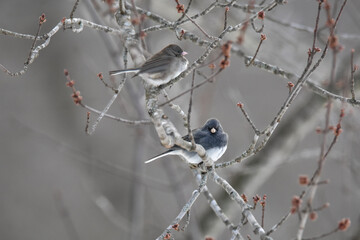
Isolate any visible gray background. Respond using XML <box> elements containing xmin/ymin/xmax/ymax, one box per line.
<box><xmin>0</xmin><ymin>0</ymin><xmax>359</xmax><ymax>239</ymax></box>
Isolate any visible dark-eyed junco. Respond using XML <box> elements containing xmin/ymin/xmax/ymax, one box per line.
<box><xmin>145</xmin><ymin>119</ymin><xmax>228</xmax><ymax>165</ymax></box>
<box><xmin>109</xmin><ymin>44</ymin><xmax>188</xmax><ymax>86</ymax></box>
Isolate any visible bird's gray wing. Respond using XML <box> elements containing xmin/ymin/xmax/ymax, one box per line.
<box><xmin>137</xmin><ymin>55</ymin><xmax>173</xmax><ymax>74</ymax></box>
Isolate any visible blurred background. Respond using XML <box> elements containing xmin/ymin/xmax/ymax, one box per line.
<box><xmin>0</xmin><ymin>0</ymin><xmax>359</xmax><ymax>239</ymax></box>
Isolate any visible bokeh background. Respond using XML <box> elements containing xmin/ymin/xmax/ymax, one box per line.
<box><xmin>0</xmin><ymin>0</ymin><xmax>359</xmax><ymax>239</ymax></box>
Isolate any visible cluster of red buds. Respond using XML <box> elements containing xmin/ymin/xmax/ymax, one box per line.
<box><xmin>220</xmin><ymin>41</ymin><xmax>232</xmax><ymax>69</ymax></box>
<box><xmin>334</xmin><ymin>123</ymin><xmax>342</xmax><ymax>137</ymax></box>
<box><xmin>178</xmin><ymin>29</ymin><xmax>186</xmax><ymax>40</ymax></box>
<box><xmin>298</xmin><ymin>175</ymin><xmax>309</xmax><ymax>186</ymax></box>
<box><xmin>307</xmin><ymin>47</ymin><xmax>321</xmax><ymax>57</ymax></box>
<box><xmin>329</xmin><ymin>35</ymin><xmax>339</xmax><ymax>50</ymax></box>
<box><xmin>287</xmin><ymin>82</ymin><xmax>294</xmax><ymax>92</ymax></box>
<box><xmin>39</xmin><ymin>13</ymin><xmax>46</xmax><ymax>25</ymax></box>
<box><xmin>290</xmin><ymin>195</ymin><xmax>302</xmax><ymax>214</ymax></box>
<box><xmin>175</xmin><ymin>0</ymin><xmax>185</xmax><ymax>13</ymax></box>
<box><xmin>64</xmin><ymin>69</ymin><xmax>83</xmax><ymax>105</ymax></box>
<box><xmin>97</xmin><ymin>72</ymin><xmax>103</xmax><ymax>80</ymax></box>
<box><xmin>241</xmin><ymin>193</ymin><xmax>248</xmax><ymax>203</ymax></box>
<box><xmin>253</xmin><ymin>194</ymin><xmax>261</xmax><ymax>209</ymax></box>
<box><xmin>71</xmin><ymin>91</ymin><xmax>83</xmax><ymax>105</ymax></box>
<box><xmin>260</xmin><ymin>194</ymin><xmax>267</xmax><ymax>207</ymax></box>
<box><xmin>260</xmin><ymin>34</ymin><xmax>267</xmax><ymax>41</ymax></box>
<box><xmin>309</xmin><ymin>212</ymin><xmax>318</xmax><ymax>221</ymax></box>
<box><xmin>338</xmin><ymin>218</ymin><xmax>351</xmax><ymax>231</ymax></box>
<box><xmin>258</xmin><ymin>11</ymin><xmax>265</xmax><ymax>20</ymax></box>
<box><xmin>172</xmin><ymin>224</ymin><xmax>179</xmax><ymax>231</ymax></box>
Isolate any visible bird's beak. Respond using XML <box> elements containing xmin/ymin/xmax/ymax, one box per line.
<box><xmin>181</xmin><ymin>51</ymin><xmax>188</xmax><ymax>56</ymax></box>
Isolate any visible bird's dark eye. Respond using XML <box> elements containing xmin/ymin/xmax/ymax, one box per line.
<box><xmin>210</xmin><ymin>127</ymin><xmax>217</xmax><ymax>134</ymax></box>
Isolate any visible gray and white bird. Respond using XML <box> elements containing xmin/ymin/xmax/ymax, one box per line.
<box><xmin>145</xmin><ymin>119</ymin><xmax>228</xmax><ymax>165</ymax></box>
<box><xmin>109</xmin><ymin>44</ymin><xmax>188</xmax><ymax>86</ymax></box>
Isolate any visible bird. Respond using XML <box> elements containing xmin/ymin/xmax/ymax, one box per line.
<box><xmin>109</xmin><ymin>44</ymin><xmax>189</xmax><ymax>86</ymax></box>
<box><xmin>145</xmin><ymin>119</ymin><xmax>228</xmax><ymax>165</ymax></box>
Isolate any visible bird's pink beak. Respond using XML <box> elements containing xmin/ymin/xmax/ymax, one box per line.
<box><xmin>181</xmin><ymin>51</ymin><xmax>188</xmax><ymax>56</ymax></box>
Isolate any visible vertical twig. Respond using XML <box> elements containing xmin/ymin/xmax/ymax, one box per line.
<box><xmin>224</xmin><ymin>7</ymin><xmax>229</xmax><ymax>30</ymax></box>
<box><xmin>261</xmin><ymin>196</ymin><xmax>266</xmax><ymax>228</ymax></box>
<box><xmin>246</xmin><ymin>34</ymin><xmax>266</xmax><ymax>66</ymax></box>
<box><xmin>187</xmin><ymin>70</ymin><xmax>196</xmax><ymax>147</ymax></box>
<box><xmin>350</xmin><ymin>49</ymin><xmax>356</xmax><ymax>100</ymax></box>
<box><xmin>25</xmin><ymin>14</ymin><xmax>45</xmax><ymax>66</ymax></box>
<box><xmin>237</xmin><ymin>103</ymin><xmax>260</xmax><ymax>135</ymax></box>
<box><xmin>85</xmin><ymin>112</ymin><xmax>90</xmax><ymax>133</ymax></box>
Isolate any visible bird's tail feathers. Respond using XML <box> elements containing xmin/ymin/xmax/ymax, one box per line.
<box><xmin>145</xmin><ymin>151</ymin><xmax>173</xmax><ymax>164</ymax></box>
<box><xmin>109</xmin><ymin>68</ymin><xmax>138</xmax><ymax>76</ymax></box>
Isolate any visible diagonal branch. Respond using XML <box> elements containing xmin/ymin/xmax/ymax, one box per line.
<box><xmin>156</xmin><ymin>172</ymin><xmax>208</xmax><ymax>240</ymax></box>
<box><xmin>211</xmin><ymin>171</ymin><xmax>272</xmax><ymax>240</ymax></box>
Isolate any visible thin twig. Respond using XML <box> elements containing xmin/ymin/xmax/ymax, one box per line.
<box><xmin>99</xmin><ymin>73</ymin><xmax>119</xmax><ymax>93</ymax></box>
<box><xmin>162</xmin><ymin>90</ymin><xmax>187</xmax><ymax>122</ymax></box>
<box><xmin>81</xmin><ymin>103</ymin><xmax>151</xmax><ymax>125</ymax></box>
<box><xmin>261</xmin><ymin>198</ymin><xmax>266</xmax><ymax>228</ymax></box>
<box><xmin>26</xmin><ymin>19</ymin><xmax>43</xmax><ymax>65</ymax></box>
<box><xmin>301</xmin><ymin>228</ymin><xmax>338</xmax><ymax>240</ymax></box>
<box><xmin>70</xmin><ymin>0</ymin><xmax>81</xmax><ymax>19</ymax></box>
<box><xmin>184</xmin><ymin>13</ymin><xmax>217</xmax><ymax>40</ymax></box>
<box><xmin>350</xmin><ymin>49</ymin><xmax>356</xmax><ymax>100</ymax></box>
<box><xmin>85</xmin><ymin>112</ymin><xmax>90</xmax><ymax>134</ymax></box>
<box><xmin>159</xmin><ymin>69</ymin><xmax>222</xmax><ymax>107</ymax></box>
<box><xmin>88</xmin><ymin>78</ymin><xmax>127</xmax><ymax>134</ymax></box>
<box><xmin>251</xmin><ymin>18</ymin><xmax>264</xmax><ymax>33</ymax></box>
<box><xmin>180</xmin><ymin>210</ymin><xmax>191</xmax><ymax>231</ymax></box>
<box><xmin>266</xmin><ymin>211</ymin><xmax>291</xmax><ymax>236</ymax></box>
<box><xmin>187</xmin><ymin>70</ymin><xmax>196</xmax><ymax>147</ymax></box>
<box><xmin>224</xmin><ymin>6</ymin><xmax>229</xmax><ymax>30</ymax></box>
<box><xmin>237</xmin><ymin>103</ymin><xmax>260</xmax><ymax>135</ymax></box>
<box><xmin>246</xmin><ymin>34</ymin><xmax>266</xmax><ymax>66</ymax></box>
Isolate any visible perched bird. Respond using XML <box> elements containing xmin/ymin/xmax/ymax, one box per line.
<box><xmin>145</xmin><ymin>119</ymin><xmax>228</xmax><ymax>165</ymax></box>
<box><xmin>109</xmin><ymin>44</ymin><xmax>188</xmax><ymax>86</ymax></box>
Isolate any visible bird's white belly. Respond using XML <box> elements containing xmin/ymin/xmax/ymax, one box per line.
<box><xmin>183</xmin><ymin>145</ymin><xmax>227</xmax><ymax>164</ymax></box>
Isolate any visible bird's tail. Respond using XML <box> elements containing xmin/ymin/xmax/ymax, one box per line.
<box><xmin>145</xmin><ymin>151</ymin><xmax>173</xmax><ymax>164</ymax></box>
<box><xmin>109</xmin><ymin>68</ymin><xmax>138</xmax><ymax>76</ymax></box>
